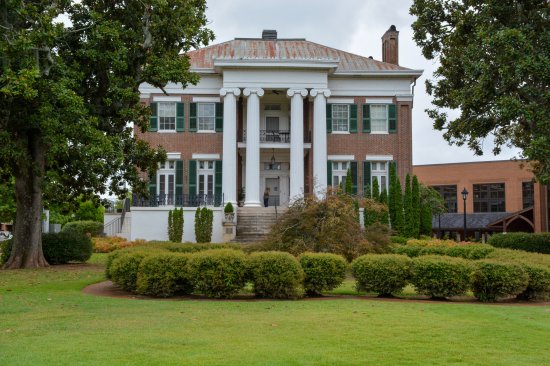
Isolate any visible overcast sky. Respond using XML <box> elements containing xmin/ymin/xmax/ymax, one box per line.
<box><xmin>205</xmin><ymin>0</ymin><xmax>521</xmax><ymax>166</ymax></box>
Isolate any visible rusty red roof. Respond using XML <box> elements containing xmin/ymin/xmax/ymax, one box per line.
<box><xmin>187</xmin><ymin>39</ymin><xmax>412</xmax><ymax>72</ymax></box>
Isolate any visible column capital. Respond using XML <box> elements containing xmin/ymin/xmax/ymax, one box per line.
<box><xmin>243</xmin><ymin>88</ymin><xmax>264</xmax><ymax>97</ymax></box>
<box><xmin>220</xmin><ymin>88</ymin><xmax>241</xmax><ymax>97</ymax></box>
<box><xmin>287</xmin><ymin>88</ymin><xmax>308</xmax><ymax>98</ymax></box>
<box><xmin>310</xmin><ymin>88</ymin><xmax>331</xmax><ymax>98</ymax></box>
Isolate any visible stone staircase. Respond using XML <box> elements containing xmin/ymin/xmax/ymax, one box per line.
<box><xmin>233</xmin><ymin>206</ymin><xmax>287</xmax><ymax>243</ymax></box>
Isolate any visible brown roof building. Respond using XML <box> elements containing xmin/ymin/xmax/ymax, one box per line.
<box><xmin>413</xmin><ymin>160</ymin><xmax>549</xmax><ymax>238</ymax></box>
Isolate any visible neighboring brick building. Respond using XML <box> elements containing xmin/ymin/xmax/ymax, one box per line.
<box><xmin>414</xmin><ymin>160</ymin><xmax>550</xmax><ymax>238</ymax></box>
<box><xmin>135</xmin><ymin>26</ymin><xmax>421</xmax><ymax>210</ymax></box>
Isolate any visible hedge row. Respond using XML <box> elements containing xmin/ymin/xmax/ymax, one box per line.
<box><xmin>62</xmin><ymin>220</ymin><xmax>104</xmax><ymax>237</ymax></box>
<box><xmin>106</xmin><ymin>249</ymin><xmax>347</xmax><ymax>299</ymax></box>
<box><xmin>488</xmin><ymin>232</ymin><xmax>550</xmax><ymax>254</ymax></box>
<box><xmin>393</xmin><ymin>244</ymin><xmax>495</xmax><ymax>260</ymax></box>
<box><xmin>0</xmin><ymin>232</ymin><xmax>92</xmax><ymax>265</ymax></box>
<box><xmin>351</xmin><ymin>254</ymin><xmax>550</xmax><ymax>302</ymax></box>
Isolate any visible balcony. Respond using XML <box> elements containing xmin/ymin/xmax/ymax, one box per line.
<box><xmin>241</xmin><ymin>130</ymin><xmax>312</xmax><ymax>143</ymax></box>
<box><xmin>132</xmin><ymin>193</ymin><xmax>224</xmax><ymax>208</ymax></box>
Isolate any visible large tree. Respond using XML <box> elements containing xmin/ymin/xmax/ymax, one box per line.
<box><xmin>410</xmin><ymin>0</ymin><xmax>550</xmax><ymax>183</ymax></box>
<box><xmin>0</xmin><ymin>0</ymin><xmax>213</xmax><ymax>268</ymax></box>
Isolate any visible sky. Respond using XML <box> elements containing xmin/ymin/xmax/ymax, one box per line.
<box><xmin>204</xmin><ymin>0</ymin><xmax>522</xmax><ymax>166</ymax></box>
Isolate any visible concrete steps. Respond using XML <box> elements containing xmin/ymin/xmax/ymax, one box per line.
<box><xmin>233</xmin><ymin>206</ymin><xmax>287</xmax><ymax>243</ymax></box>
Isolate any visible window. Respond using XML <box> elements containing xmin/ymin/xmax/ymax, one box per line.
<box><xmin>332</xmin><ymin>104</ymin><xmax>349</xmax><ymax>132</ymax></box>
<box><xmin>197</xmin><ymin>160</ymin><xmax>215</xmax><ymax>197</ymax></box>
<box><xmin>332</xmin><ymin>161</ymin><xmax>349</xmax><ymax>187</ymax></box>
<box><xmin>158</xmin><ymin>102</ymin><xmax>176</xmax><ymax>131</ymax></box>
<box><xmin>370</xmin><ymin>105</ymin><xmax>388</xmax><ymax>132</ymax></box>
<box><xmin>522</xmin><ymin>181</ymin><xmax>534</xmax><ymax>209</ymax></box>
<box><xmin>473</xmin><ymin>183</ymin><xmax>505</xmax><ymax>212</ymax></box>
<box><xmin>157</xmin><ymin>160</ymin><xmax>176</xmax><ymax>203</ymax></box>
<box><xmin>431</xmin><ymin>185</ymin><xmax>458</xmax><ymax>213</ymax></box>
<box><xmin>198</xmin><ymin>103</ymin><xmax>215</xmax><ymax>131</ymax></box>
<box><xmin>371</xmin><ymin>161</ymin><xmax>388</xmax><ymax>193</ymax></box>
<box><xmin>264</xmin><ymin>162</ymin><xmax>282</xmax><ymax>170</ymax></box>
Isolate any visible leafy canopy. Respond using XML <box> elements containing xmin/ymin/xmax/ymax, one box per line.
<box><xmin>410</xmin><ymin>0</ymin><xmax>550</xmax><ymax>183</ymax></box>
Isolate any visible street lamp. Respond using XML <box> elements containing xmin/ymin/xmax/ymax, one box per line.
<box><xmin>461</xmin><ymin>187</ymin><xmax>468</xmax><ymax>241</ymax></box>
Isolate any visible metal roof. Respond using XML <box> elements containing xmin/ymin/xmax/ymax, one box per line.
<box><xmin>433</xmin><ymin>212</ymin><xmax>511</xmax><ymax>230</ymax></box>
<box><xmin>187</xmin><ymin>39</ymin><xmax>414</xmax><ymax>73</ymax></box>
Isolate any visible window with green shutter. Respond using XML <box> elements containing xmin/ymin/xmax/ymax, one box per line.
<box><xmin>149</xmin><ymin>102</ymin><xmax>158</xmax><ymax>132</ymax></box>
<box><xmin>349</xmin><ymin>104</ymin><xmax>358</xmax><ymax>133</ymax></box>
<box><xmin>362</xmin><ymin>104</ymin><xmax>371</xmax><ymax>133</ymax></box>
<box><xmin>175</xmin><ymin>160</ymin><xmax>184</xmax><ymax>204</ymax></box>
<box><xmin>327</xmin><ymin>160</ymin><xmax>332</xmax><ymax>186</ymax></box>
<box><xmin>189</xmin><ymin>103</ymin><xmax>197</xmax><ymax>132</ymax></box>
<box><xmin>326</xmin><ymin>104</ymin><xmax>332</xmax><ymax>133</ymax></box>
<box><xmin>188</xmin><ymin>160</ymin><xmax>197</xmax><ymax>196</ymax></box>
<box><xmin>388</xmin><ymin>104</ymin><xmax>397</xmax><ymax>133</ymax></box>
<box><xmin>215</xmin><ymin>102</ymin><xmax>223</xmax><ymax>132</ymax></box>
<box><xmin>214</xmin><ymin>160</ymin><xmax>223</xmax><ymax>206</ymax></box>
<box><xmin>176</xmin><ymin>102</ymin><xmax>184</xmax><ymax>132</ymax></box>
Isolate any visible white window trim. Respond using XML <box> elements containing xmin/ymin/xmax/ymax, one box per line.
<box><xmin>193</xmin><ymin>96</ymin><xmax>221</xmax><ymax>103</ymax></box>
<box><xmin>328</xmin><ymin>155</ymin><xmax>355</xmax><ymax>161</ymax></box>
<box><xmin>158</xmin><ymin>101</ymin><xmax>177</xmax><ymax>132</ymax></box>
<box><xmin>327</xmin><ymin>98</ymin><xmax>354</xmax><ymax>104</ymax></box>
<box><xmin>331</xmin><ymin>103</ymin><xmax>350</xmax><ymax>133</ymax></box>
<box><xmin>331</xmin><ymin>131</ymin><xmax>350</xmax><ymax>135</ymax></box>
<box><xmin>167</xmin><ymin>152</ymin><xmax>182</xmax><ymax>160</ymax></box>
<box><xmin>192</xmin><ymin>153</ymin><xmax>220</xmax><ymax>160</ymax></box>
<box><xmin>365</xmin><ymin>155</ymin><xmax>393</xmax><ymax>161</ymax></box>
<box><xmin>365</xmin><ymin>98</ymin><xmax>394</xmax><ymax>104</ymax></box>
<box><xmin>157</xmin><ymin>130</ymin><xmax>177</xmax><ymax>134</ymax></box>
<box><xmin>197</xmin><ymin>102</ymin><xmax>216</xmax><ymax>132</ymax></box>
<box><xmin>369</xmin><ymin>131</ymin><xmax>389</xmax><ymax>135</ymax></box>
<box><xmin>197</xmin><ymin>130</ymin><xmax>217</xmax><ymax>134</ymax></box>
<box><xmin>153</xmin><ymin>96</ymin><xmax>181</xmax><ymax>102</ymax></box>
<box><xmin>369</xmin><ymin>104</ymin><xmax>389</xmax><ymax>134</ymax></box>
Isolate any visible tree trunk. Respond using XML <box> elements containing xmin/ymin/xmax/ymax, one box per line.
<box><xmin>2</xmin><ymin>133</ymin><xmax>49</xmax><ymax>269</ymax></box>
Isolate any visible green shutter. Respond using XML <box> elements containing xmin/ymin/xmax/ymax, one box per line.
<box><xmin>388</xmin><ymin>104</ymin><xmax>397</xmax><ymax>133</ymax></box>
<box><xmin>189</xmin><ymin>103</ymin><xmax>197</xmax><ymax>132</ymax></box>
<box><xmin>362</xmin><ymin>104</ymin><xmax>371</xmax><ymax>133</ymax></box>
<box><xmin>175</xmin><ymin>160</ymin><xmax>184</xmax><ymax>204</ymax></box>
<box><xmin>349</xmin><ymin>104</ymin><xmax>358</xmax><ymax>133</ymax></box>
<box><xmin>148</xmin><ymin>171</ymin><xmax>157</xmax><ymax>197</ymax></box>
<box><xmin>363</xmin><ymin>161</ymin><xmax>371</xmax><ymax>196</ymax></box>
<box><xmin>188</xmin><ymin>160</ymin><xmax>197</xmax><ymax>196</ymax></box>
<box><xmin>351</xmin><ymin>161</ymin><xmax>358</xmax><ymax>194</ymax></box>
<box><xmin>149</xmin><ymin>102</ymin><xmax>158</xmax><ymax>132</ymax></box>
<box><xmin>327</xmin><ymin>160</ymin><xmax>332</xmax><ymax>187</ymax></box>
<box><xmin>215</xmin><ymin>102</ymin><xmax>223</xmax><ymax>132</ymax></box>
<box><xmin>326</xmin><ymin>104</ymin><xmax>332</xmax><ymax>133</ymax></box>
<box><xmin>214</xmin><ymin>160</ymin><xmax>223</xmax><ymax>206</ymax></box>
<box><xmin>176</xmin><ymin>102</ymin><xmax>184</xmax><ymax>132</ymax></box>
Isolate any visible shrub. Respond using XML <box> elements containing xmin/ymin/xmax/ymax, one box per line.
<box><xmin>351</xmin><ymin>254</ymin><xmax>412</xmax><ymax>296</ymax></box>
<box><xmin>136</xmin><ymin>253</ymin><xmax>192</xmax><ymax>297</ymax></box>
<box><xmin>406</xmin><ymin>238</ymin><xmax>458</xmax><ymax>247</ymax></box>
<box><xmin>486</xmin><ymin>248</ymin><xmax>550</xmax><ymax>269</ymax></box>
<box><xmin>394</xmin><ymin>244</ymin><xmax>494</xmax><ymax>260</ymax></box>
<box><xmin>363</xmin><ymin>198</ymin><xmax>389</xmax><ymax>227</ymax></box>
<box><xmin>471</xmin><ymin>261</ymin><xmax>529</xmax><ymax>302</ymax></box>
<box><xmin>195</xmin><ymin>207</ymin><xmax>213</xmax><ymax>243</ymax></box>
<box><xmin>390</xmin><ymin>236</ymin><xmax>408</xmax><ymax>245</ymax></box>
<box><xmin>299</xmin><ymin>253</ymin><xmax>348</xmax><ymax>295</ymax></box>
<box><xmin>517</xmin><ymin>263</ymin><xmax>550</xmax><ymax>300</ymax></box>
<box><xmin>224</xmin><ymin>202</ymin><xmax>234</xmax><ymax>213</ymax></box>
<box><xmin>62</xmin><ymin>220</ymin><xmax>104</xmax><ymax>237</ymax></box>
<box><xmin>249</xmin><ymin>251</ymin><xmax>304</xmax><ymax>299</ymax></box>
<box><xmin>92</xmin><ymin>236</ymin><xmax>137</xmax><ymax>253</ymax></box>
<box><xmin>151</xmin><ymin>242</ymin><xmax>243</xmax><ymax>253</ymax></box>
<box><xmin>488</xmin><ymin>232</ymin><xmax>550</xmax><ymax>254</ymax></box>
<box><xmin>42</xmin><ymin>232</ymin><xmax>93</xmax><ymax>264</ymax></box>
<box><xmin>187</xmin><ymin>249</ymin><xmax>248</xmax><ymax>298</ymax></box>
<box><xmin>167</xmin><ymin>208</ymin><xmax>184</xmax><ymax>243</ymax></box>
<box><xmin>411</xmin><ymin>255</ymin><xmax>472</xmax><ymax>298</ymax></box>
<box><xmin>109</xmin><ymin>251</ymin><xmax>153</xmax><ymax>292</ymax></box>
<box><xmin>0</xmin><ymin>239</ymin><xmax>13</xmax><ymax>265</ymax></box>
<box><xmin>263</xmin><ymin>193</ymin><xmax>368</xmax><ymax>261</ymax></box>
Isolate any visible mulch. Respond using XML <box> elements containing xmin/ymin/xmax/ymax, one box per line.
<box><xmin>82</xmin><ymin>281</ymin><xmax>550</xmax><ymax>307</ymax></box>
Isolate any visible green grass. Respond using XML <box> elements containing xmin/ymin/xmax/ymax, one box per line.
<box><xmin>0</xmin><ymin>253</ymin><xmax>549</xmax><ymax>365</ymax></box>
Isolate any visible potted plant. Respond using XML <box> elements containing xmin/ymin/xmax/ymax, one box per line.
<box><xmin>238</xmin><ymin>187</ymin><xmax>245</xmax><ymax>207</ymax></box>
<box><xmin>224</xmin><ymin>202</ymin><xmax>235</xmax><ymax>222</ymax></box>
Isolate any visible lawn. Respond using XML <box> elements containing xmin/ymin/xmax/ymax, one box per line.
<box><xmin>0</xmin><ymin>254</ymin><xmax>549</xmax><ymax>365</ymax></box>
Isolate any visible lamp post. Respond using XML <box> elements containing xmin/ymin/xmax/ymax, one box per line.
<box><xmin>461</xmin><ymin>188</ymin><xmax>469</xmax><ymax>241</ymax></box>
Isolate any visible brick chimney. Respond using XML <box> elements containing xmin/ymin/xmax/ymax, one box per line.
<box><xmin>382</xmin><ymin>25</ymin><xmax>399</xmax><ymax>65</ymax></box>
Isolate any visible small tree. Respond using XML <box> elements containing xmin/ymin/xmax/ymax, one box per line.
<box><xmin>379</xmin><ymin>188</ymin><xmax>389</xmax><ymax>225</ymax></box>
<box><xmin>195</xmin><ymin>207</ymin><xmax>213</xmax><ymax>243</ymax></box>
<box><xmin>363</xmin><ymin>198</ymin><xmax>389</xmax><ymax>228</ymax></box>
<box><xmin>411</xmin><ymin>176</ymin><xmax>421</xmax><ymax>238</ymax></box>
<box><xmin>403</xmin><ymin>174</ymin><xmax>413</xmax><ymax>237</ymax></box>
<box><xmin>168</xmin><ymin>208</ymin><xmax>184</xmax><ymax>242</ymax></box>
<box><xmin>419</xmin><ymin>184</ymin><xmax>447</xmax><ymax>236</ymax></box>
<box><xmin>393</xmin><ymin>177</ymin><xmax>404</xmax><ymax>235</ymax></box>
<box><xmin>74</xmin><ymin>200</ymin><xmax>104</xmax><ymax>223</ymax></box>
<box><xmin>371</xmin><ymin>178</ymin><xmax>380</xmax><ymax>202</ymax></box>
<box><xmin>345</xmin><ymin>168</ymin><xmax>353</xmax><ymax>195</ymax></box>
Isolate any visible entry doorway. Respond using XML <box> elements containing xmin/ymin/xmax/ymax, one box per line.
<box><xmin>265</xmin><ymin>177</ymin><xmax>280</xmax><ymax>206</ymax></box>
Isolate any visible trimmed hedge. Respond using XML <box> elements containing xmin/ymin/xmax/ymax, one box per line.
<box><xmin>394</xmin><ymin>244</ymin><xmax>494</xmax><ymax>260</ymax></box>
<box><xmin>42</xmin><ymin>232</ymin><xmax>93</xmax><ymax>264</ymax></box>
<box><xmin>518</xmin><ymin>263</ymin><xmax>550</xmax><ymax>300</ymax></box>
<box><xmin>411</xmin><ymin>255</ymin><xmax>471</xmax><ymax>298</ymax></box>
<box><xmin>158</xmin><ymin>242</ymin><xmax>242</xmax><ymax>253</ymax></box>
<box><xmin>136</xmin><ymin>253</ymin><xmax>192</xmax><ymax>297</ymax></box>
<box><xmin>110</xmin><ymin>251</ymin><xmax>154</xmax><ymax>292</ymax></box>
<box><xmin>351</xmin><ymin>254</ymin><xmax>412</xmax><ymax>296</ymax></box>
<box><xmin>471</xmin><ymin>261</ymin><xmax>529</xmax><ymax>302</ymax></box>
<box><xmin>249</xmin><ymin>251</ymin><xmax>304</xmax><ymax>299</ymax></box>
<box><xmin>187</xmin><ymin>249</ymin><xmax>248</xmax><ymax>298</ymax></box>
<box><xmin>488</xmin><ymin>232</ymin><xmax>550</xmax><ymax>254</ymax></box>
<box><xmin>299</xmin><ymin>252</ymin><xmax>348</xmax><ymax>295</ymax></box>
<box><xmin>62</xmin><ymin>220</ymin><xmax>104</xmax><ymax>237</ymax></box>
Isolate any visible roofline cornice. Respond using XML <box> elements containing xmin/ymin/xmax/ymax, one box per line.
<box><xmin>333</xmin><ymin>70</ymin><xmax>424</xmax><ymax>78</ymax></box>
<box><xmin>212</xmin><ymin>58</ymin><xmax>340</xmax><ymax>71</ymax></box>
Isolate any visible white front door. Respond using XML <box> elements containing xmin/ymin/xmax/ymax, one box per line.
<box><xmin>198</xmin><ymin>161</ymin><xmax>214</xmax><ymax>199</ymax></box>
<box><xmin>265</xmin><ymin>177</ymin><xmax>279</xmax><ymax>206</ymax></box>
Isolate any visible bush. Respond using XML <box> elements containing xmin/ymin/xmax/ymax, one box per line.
<box><xmin>42</xmin><ymin>232</ymin><xmax>93</xmax><ymax>264</ymax></box>
<box><xmin>92</xmin><ymin>236</ymin><xmax>138</xmax><ymax>253</ymax></box>
<box><xmin>351</xmin><ymin>254</ymin><xmax>412</xmax><ymax>296</ymax></box>
<box><xmin>299</xmin><ymin>253</ymin><xmax>348</xmax><ymax>295</ymax></box>
<box><xmin>136</xmin><ymin>253</ymin><xmax>193</xmax><ymax>297</ymax></box>
<box><xmin>0</xmin><ymin>239</ymin><xmax>12</xmax><ymax>265</ymax></box>
<box><xmin>390</xmin><ymin>236</ymin><xmax>408</xmax><ymax>245</ymax></box>
<box><xmin>195</xmin><ymin>207</ymin><xmax>213</xmax><ymax>243</ymax></box>
<box><xmin>411</xmin><ymin>255</ymin><xmax>472</xmax><ymax>298</ymax></box>
<box><xmin>517</xmin><ymin>263</ymin><xmax>550</xmax><ymax>300</ymax></box>
<box><xmin>249</xmin><ymin>251</ymin><xmax>304</xmax><ymax>299</ymax></box>
<box><xmin>167</xmin><ymin>208</ymin><xmax>184</xmax><ymax>243</ymax></box>
<box><xmin>187</xmin><ymin>249</ymin><xmax>248</xmax><ymax>298</ymax></box>
<box><xmin>224</xmin><ymin>202</ymin><xmax>234</xmax><ymax>213</ymax></box>
<box><xmin>62</xmin><ymin>220</ymin><xmax>104</xmax><ymax>237</ymax></box>
<box><xmin>149</xmin><ymin>242</ymin><xmax>243</xmax><ymax>253</ymax></box>
<box><xmin>364</xmin><ymin>222</ymin><xmax>392</xmax><ymax>252</ymax></box>
<box><xmin>394</xmin><ymin>244</ymin><xmax>494</xmax><ymax>260</ymax></box>
<box><xmin>486</xmin><ymin>248</ymin><xmax>550</xmax><ymax>269</ymax></box>
<box><xmin>363</xmin><ymin>198</ymin><xmax>389</xmax><ymax>227</ymax></box>
<box><xmin>488</xmin><ymin>232</ymin><xmax>550</xmax><ymax>254</ymax></box>
<box><xmin>406</xmin><ymin>238</ymin><xmax>459</xmax><ymax>247</ymax></box>
<box><xmin>109</xmin><ymin>251</ymin><xmax>153</xmax><ymax>292</ymax></box>
<box><xmin>471</xmin><ymin>261</ymin><xmax>529</xmax><ymax>302</ymax></box>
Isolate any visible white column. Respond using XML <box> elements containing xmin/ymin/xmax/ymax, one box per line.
<box><xmin>220</xmin><ymin>88</ymin><xmax>241</xmax><ymax>205</ymax></box>
<box><xmin>310</xmin><ymin>88</ymin><xmax>331</xmax><ymax>197</ymax></box>
<box><xmin>243</xmin><ymin>88</ymin><xmax>264</xmax><ymax>207</ymax></box>
<box><xmin>287</xmin><ymin>88</ymin><xmax>308</xmax><ymax>203</ymax></box>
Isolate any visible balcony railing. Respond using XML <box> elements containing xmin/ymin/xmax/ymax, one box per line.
<box><xmin>132</xmin><ymin>193</ymin><xmax>224</xmax><ymax>208</ymax></box>
<box><xmin>241</xmin><ymin>130</ymin><xmax>312</xmax><ymax>143</ymax></box>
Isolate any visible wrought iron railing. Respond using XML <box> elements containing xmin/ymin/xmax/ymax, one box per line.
<box><xmin>241</xmin><ymin>130</ymin><xmax>312</xmax><ymax>143</ymax></box>
<box><xmin>103</xmin><ymin>198</ymin><xmax>131</xmax><ymax>236</ymax></box>
<box><xmin>132</xmin><ymin>193</ymin><xmax>224</xmax><ymax>208</ymax></box>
